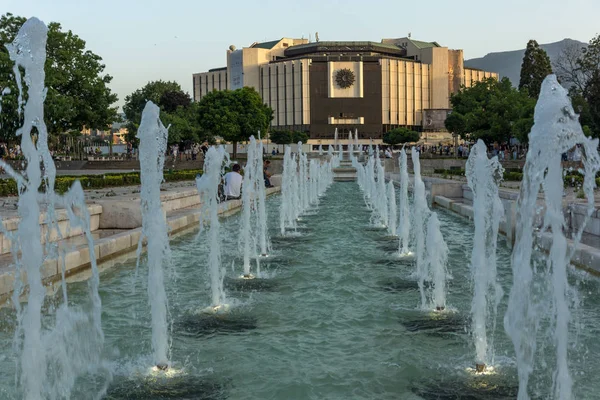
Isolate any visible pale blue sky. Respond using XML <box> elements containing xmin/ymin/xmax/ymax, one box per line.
<box><xmin>5</xmin><ymin>0</ymin><xmax>599</xmax><ymax>109</ymax></box>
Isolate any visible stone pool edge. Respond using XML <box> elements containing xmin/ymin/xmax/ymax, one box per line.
<box><xmin>0</xmin><ymin>186</ymin><xmax>281</xmax><ymax>304</ymax></box>
<box><xmin>432</xmin><ymin>194</ymin><xmax>600</xmax><ymax>275</ymax></box>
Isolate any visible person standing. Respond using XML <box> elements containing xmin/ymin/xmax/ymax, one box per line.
<box><xmin>263</xmin><ymin>160</ymin><xmax>273</xmax><ymax>187</ymax></box>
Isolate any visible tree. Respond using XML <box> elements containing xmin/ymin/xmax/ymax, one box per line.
<box><xmin>291</xmin><ymin>131</ymin><xmax>309</xmax><ymax>143</ymax></box>
<box><xmin>270</xmin><ymin>130</ymin><xmax>292</xmax><ymax>145</ymax></box>
<box><xmin>519</xmin><ymin>40</ymin><xmax>553</xmax><ymax>99</ymax></box>
<box><xmin>555</xmin><ymin>34</ymin><xmax>600</xmax><ymax>138</ymax></box>
<box><xmin>159</xmin><ymin>90</ymin><xmax>191</xmax><ymax>113</ymax></box>
<box><xmin>196</xmin><ymin>87</ymin><xmax>273</xmax><ymax>158</ymax></box>
<box><xmin>555</xmin><ymin>42</ymin><xmax>588</xmax><ymax>93</ymax></box>
<box><xmin>383</xmin><ymin>127</ymin><xmax>421</xmax><ymax>146</ymax></box>
<box><xmin>123</xmin><ymin>80</ymin><xmax>182</xmax><ymax>142</ymax></box>
<box><xmin>0</xmin><ymin>13</ymin><xmax>118</xmax><ymax>143</ymax></box>
<box><xmin>446</xmin><ymin>77</ymin><xmax>535</xmax><ymax>144</ymax></box>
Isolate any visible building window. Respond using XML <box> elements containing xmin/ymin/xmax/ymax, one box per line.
<box><xmin>283</xmin><ymin>43</ymin><xmax>288</xmax><ymax>47</ymax></box>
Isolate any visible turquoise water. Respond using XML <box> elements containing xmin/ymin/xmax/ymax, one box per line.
<box><xmin>1</xmin><ymin>182</ymin><xmax>600</xmax><ymax>399</ymax></box>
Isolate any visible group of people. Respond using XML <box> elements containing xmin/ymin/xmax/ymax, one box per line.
<box><xmin>221</xmin><ymin>160</ymin><xmax>273</xmax><ymax>201</ymax></box>
<box><xmin>0</xmin><ymin>143</ymin><xmax>21</xmax><ymax>159</ymax></box>
<box><xmin>169</xmin><ymin>142</ymin><xmax>209</xmax><ymax>162</ymax></box>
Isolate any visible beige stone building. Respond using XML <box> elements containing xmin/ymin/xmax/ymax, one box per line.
<box><xmin>193</xmin><ymin>37</ymin><xmax>497</xmax><ymax>144</ymax></box>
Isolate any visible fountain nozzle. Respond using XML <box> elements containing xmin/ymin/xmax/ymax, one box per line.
<box><xmin>435</xmin><ymin>306</ymin><xmax>445</xmax><ymax>312</ymax></box>
<box><xmin>242</xmin><ymin>274</ymin><xmax>256</xmax><ymax>280</ymax></box>
<box><xmin>475</xmin><ymin>363</ymin><xmax>486</xmax><ymax>373</ymax></box>
<box><xmin>156</xmin><ymin>363</ymin><xmax>169</xmax><ymax>371</ymax></box>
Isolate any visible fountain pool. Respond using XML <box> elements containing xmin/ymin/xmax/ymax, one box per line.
<box><xmin>1</xmin><ymin>183</ymin><xmax>600</xmax><ymax>399</ymax></box>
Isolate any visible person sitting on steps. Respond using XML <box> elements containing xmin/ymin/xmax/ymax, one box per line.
<box><xmin>223</xmin><ymin>163</ymin><xmax>243</xmax><ymax>201</ymax></box>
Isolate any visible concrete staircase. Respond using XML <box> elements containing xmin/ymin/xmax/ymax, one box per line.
<box><xmin>333</xmin><ymin>160</ymin><xmax>357</xmax><ymax>182</ymax></box>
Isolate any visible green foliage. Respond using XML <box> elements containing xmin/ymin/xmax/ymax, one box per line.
<box><xmin>196</xmin><ymin>87</ymin><xmax>273</xmax><ymax>157</ymax></box>
<box><xmin>0</xmin><ymin>13</ymin><xmax>118</xmax><ymax>143</ymax></box>
<box><xmin>270</xmin><ymin>130</ymin><xmax>292</xmax><ymax>144</ymax></box>
<box><xmin>446</xmin><ymin>77</ymin><xmax>536</xmax><ymax>144</ymax></box>
<box><xmin>519</xmin><ymin>40</ymin><xmax>553</xmax><ymax>99</ymax></box>
<box><xmin>159</xmin><ymin>90</ymin><xmax>191</xmax><ymax>113</ymax></box>
<box><xmin>383</xmin><ymin>127</ymin><xmax>421</xmax><ymax>146</ymax></box>
<box><xmin>292</xmin><ymin>131</ymin><xmax>309</xmax><ymax>143</ymax></box>
<box><xmin>123</xmin><ymin>80</ymin><xmax>183</xmax><ymax>143</ymax></box>
<box><xmin>269</xmin><ymin>129</ymin><xmax>308</xmax><ymax>144</ymax></box>
<box><xmin>0</xmin><ymin>170</ymin><xmax>203</xmax><ymax>196</ymax></box>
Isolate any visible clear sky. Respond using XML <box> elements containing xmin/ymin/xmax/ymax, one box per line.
<box><xmin>5</xmin><ymin>0</ymin><xmax>599</xmax><ymax>110</ymax></box>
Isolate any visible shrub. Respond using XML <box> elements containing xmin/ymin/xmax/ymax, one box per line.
<box><xmin>503</xmin><ymin>172</ymin><xmax>523</xmax><ymax>181</ymax></box>
<box><xmin>0</xmin><ymin>169</ymin><xmax>203</xmax><ymax>197</ymax></box>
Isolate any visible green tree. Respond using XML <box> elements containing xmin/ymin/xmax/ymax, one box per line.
<box><xmin>270</xmin><ymin>130</ymin><xmax>292</xmax><ymax>145</ymax></box>
<box><xmin>519</xmin><ymin>40</ymin><xmax>553</xmax><ymax>99</ymax></box>
<box><xmin>446</xmin><ymin>77</ymin><xmax>535</xmax><ymax>144</ymax></box>
<box><xmin>0</xmin><ymin>13</ymin><xmax>118</xmax><ymax>143</ymax></box>
<box><xmin>291</xmin><ymin>131</ymin><xmax>309</xmax><ymax>143</ymax></box>
<box><xmin>196</xmin><ymin>87</ymin><xmax>273</xmax><ymax>158</ymax></box>
<box><xmin>123</xmin><ymin>80</ymin><xmax>183</xmax><ymax>142</ymax></box>
<box><xmin>159</xmin><ymin>90</ymin><xmax>191</xmax><ymax>113</ymax></box>
<box><xmin>383</xmin><ymin>127</ymin><xmax>421</xmax><ymax>146</ymax></box>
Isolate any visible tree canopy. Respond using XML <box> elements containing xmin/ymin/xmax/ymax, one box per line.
<box><xmin>445</xmin><ymin>77</ymin><xmax>535</xmax><ymax>144</ymax></box>
<box><xmin>556</xmin><ymin>34</ymin><xmax>600</xmax><ymax>138</ymax></box>
<box><xmin>383</xmin><ymin>127</ymin><xmax>421</xmax><ymax>146</ymax></box>
<box><xmin>519</xmin><ymin>40</ymin><xmax>553</xmax><ymax>99</ymax></box>
<box><xmin>196</xmin><ymin>87</ymin><xmax>273</xmax><ymax>157</ymax></box>
<box><xmin>0</xmin><ymin>13</ymin><xmax>118</xmax><ymax>143</ymax></box>
<box><xmin>270</xmin><ymin>129</ymin><xmax>309</xmax><ymax>145</ymax></box>
<box><xmin>123</xmin><ymin>80</ymin><xmax>201</xmax><ymax>145</ymax></box>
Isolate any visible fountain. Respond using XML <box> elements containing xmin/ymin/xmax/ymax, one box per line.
<box><xmin>196</xmin><ymin>146</ymin><xmax>230</xmax><ymax>313</ymax></box>
<box><xmin>0</xmin><ymin>17</ymin><xmax>107</xmax><ymax>399</ymax></box>
<box><xmin>465</xmin><ymin>139</ymin><xmax>504</xmax><ymax>373</ymax></box>
<box><xmin>411</xmin><ymin>147</ymin><xmax>431</xmax><ymax>309</ymax></box>
<box><xmin>319</xmin><ymin>144</ymin><xmax>323</xmax><ymax>156</ymax></box>
<box><xmin>241</xmin><ymin>136</ymin><xmax>256</xmax><ymax>277</ymax></box>
<box><xmin>137</xmin><ymin>101</ymin><xmax>171</xmax><ymax>370</ymax></box>
<box><xmin>375</xmin><ymin>150</ymin><xmax>388</xmax><ymax>228</ymax></box>
<box><xmin>504</xmin><ymin>75</ymin><xmax>600</xmax><ymax>400</ymax></box>
<box><xmin>425</xmin><ymin>213</ymin><xmax>449</xmax><ymax>311</ymax></box>
<box><xmin>348</xmin><ymin>131</ymin><xmax>354</xmax><ymax>159</ymax></box>
<box><xmin>334</xmin><ymin>127</ymin><xmax>338</xmax><ymax>151</ymax></box>
<box><xmin>279</xmin><ymin>146</ymin><xmax>295</xmax><ymax>235</ymax></box>
<box><xmin>397</xmin><ymin>148</ymin><xmax>412</xmax><ymax>257</ymax></box>
<box><xmin>387</xmin><ymin>181</ymin><xmax>397</xmax><ymax>237</ymax></box>
<box><xmin>354</xmin><ymin>129</ymin><xmax>360</xmax><ymax>154</ymax></box>
<box><xmin>254</xmin><ymin>135</ymin><xmax>269</xmax><ymax>257</ymax></box>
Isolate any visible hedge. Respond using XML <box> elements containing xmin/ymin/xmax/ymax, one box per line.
<box><xmin>0</xmin><ymin>169</ymin><xmax>203</xmax><ymax>197</ymax></box>
<box><xmin>432</xmin><ymin>168</ymin><xmax>600</xmax><ymax>187</ymax></box>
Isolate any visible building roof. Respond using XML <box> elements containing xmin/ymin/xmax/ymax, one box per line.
<box><xmin>251</xmin><ymin>39</ymin><xmax>282</xmax><ymax>49</ymax></box>
<box><xmin>408</xmin><ymin>39</ymin><xmax>441</xmax><ymax>49</ymax></box>
<box><xmin>208</xmin><ymin>66</ymin><xmax>227</xmax><ymax>72</ymax></box>
<box><xmin>284</xmin><ymin>41</ymin><xmax>405</xmax><ymax>57</ymax></box>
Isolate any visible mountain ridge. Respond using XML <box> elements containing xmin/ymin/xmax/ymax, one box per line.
<box><xmin>464</xmin><ymin>38</ymin><xmax>588</xmax><ymax>86</ymax></box>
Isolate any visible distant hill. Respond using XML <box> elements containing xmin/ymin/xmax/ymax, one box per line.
<box><xmin>464</xmin><ymin>39</ymin><xmax>588</xmax><ymax>86</ymax></box>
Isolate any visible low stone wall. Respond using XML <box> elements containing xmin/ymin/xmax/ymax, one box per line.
<box><xmin>0</xmin><ymin>205</ymin><xmax>102</xmax><ymax>255</ymax></box>
<box><xmin>0</xmin><ymin>186</ymin><xmax>281</xmax><ymax>303</ymax></box>
<box><xmin>430</xmin><ymin>181</ymin><xmax>600</xmax><ymax>273</ymax></box>
<box><xmin>94</xmin><ymin>188</ymin><xmax>201</xmax><ymax>230</ymax></box>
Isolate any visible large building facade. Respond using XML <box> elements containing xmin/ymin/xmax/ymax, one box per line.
<box><xmin>193</xmin><ymin>37</ymin><xmax>497</xmax><ymax>143</ymax></box>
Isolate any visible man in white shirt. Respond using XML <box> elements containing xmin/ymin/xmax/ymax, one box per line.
<box><xmin>223</xmin><ymin>164</ymin><xmax>243</xmax><ymax>200</ymax></box>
